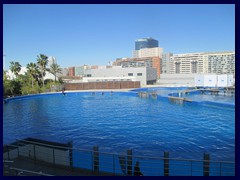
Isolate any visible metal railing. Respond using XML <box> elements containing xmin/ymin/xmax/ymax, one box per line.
<box><xmin>3</xmin><ymin>139</ymin><xmax>235</xmax><ymax>176</ymax></box>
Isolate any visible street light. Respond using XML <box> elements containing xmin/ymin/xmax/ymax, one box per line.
<box><xmin>3</xmin><ymin>54</ymin><xmax>6</xmax><ymax>70</ymax></box>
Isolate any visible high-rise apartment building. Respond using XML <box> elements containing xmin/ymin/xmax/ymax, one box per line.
<box><xmin>170</xmin><ymin>53</ymin><xmax>205</xmax><ymax>74</ymax></box>
<box><xmin>161</xmin><ymin>53</ymin><xmax>173</xmax><ymax>74</ymax></box>
<box><xmin>47</xmin><ymin>56</ymin><xmax>56</xmax><ymax>68</ymax></box>
<box><xmin>207</xmin><ymin>52</ymin><xmax>235</xmax><ymax>74</ymax></box>
<box><xmin>135</xmin><ymin>37</ymin><xmax>158</xmax><ymax>50</ymax></box>
<box><xmin>169</xmin><ymin>51</ymin><xmax>235</xmax><ymax>75</ymax></box>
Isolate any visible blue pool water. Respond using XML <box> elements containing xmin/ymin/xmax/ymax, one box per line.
<box><xmin>134</xmin><ymin>87</ymin><xmax>235</xmax><ymax>105</ymax></box>
<box><xmin>3</xmin><ymin>91</ymin><xmax>235</xmax><ymax>162</ymax></box>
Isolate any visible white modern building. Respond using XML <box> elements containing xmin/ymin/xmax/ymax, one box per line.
<box><xmin>158</xmin><ymin>73</ymin><xmax>234</xmax><ymax>87</ymax></box>
<box><xmin>6</xmin><ymin>67</ymin><xmax>56</xmax><ymax>81</ymax></box>
<box><xmin>6</xmin><ymin>67</ymin><xmax>28</xmax><ymax>80</ymax></box>
<box><xmin>194</xmin><ymin>74</ymin><xmax>234</xmax><ymax>87</ymax></box>
<box><xmin>194</xmin><ymin>74</ymin><xmax>217</xmax><ymax>87</ymax></box>
<box><xmin>133</xmin><ymin>47</ymin><xmax>163</xmax><ymax>58</ymax></box>
<box><xmin>83</xmin><ymin>66</ymin><xmax>157</xmax><ymax>86</ymax></box>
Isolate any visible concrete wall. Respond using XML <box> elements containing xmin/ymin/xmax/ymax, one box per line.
<box><xmin>195</xmin><ymin>74</ymin><xmax>204</xmax><ymax>87</ymax></box>
<box><xmin>217</xmin><ymin>75</ymin><xmax>228</xmax><ymax>87</ymax></box>
<box><xmin>204</xmin><ymin>75</ymin><xmax>217</xmax><ymax>87</ymax></box>
<box><xmin>90</xmin><ymin>67</ymin><xmax>146</xmax><ymax>86</ymax></box>
<box><xmin>227</xmin><ymin>74</ymin><xmax>234</xmax><ymax>86</ymax></box>
<box><xmin>85</xmin><ymin>67</ymin><xmax>156</xmax><ymax>86</ymax></box>
<box><xmin>147</xmin><ymin>68</ymin><xmax>157</xmax><ymax>82</ymax></box>
<box><xmin>158</xmin><ymin>73</ymin><xmax>195</xmax><ymax>86</ymax></box>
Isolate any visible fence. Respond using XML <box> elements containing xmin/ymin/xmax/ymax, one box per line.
<box><xmin>3</xmin><ymin>139</ymin><xmax>235</xmax><ymax>176</ymax></box>
<box><xmin>64</xmin><ymin>81</ymin><xmax>141</xmax><ymax>90</ymax></box>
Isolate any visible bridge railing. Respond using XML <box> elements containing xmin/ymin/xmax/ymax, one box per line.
<box><xmin>3</xmin><ymin>139</ymin><xmax>235</xmax><ymax>176</ymax></box>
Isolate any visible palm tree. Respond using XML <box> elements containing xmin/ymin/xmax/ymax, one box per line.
<box><xmin>37</xmin><ymin>54</ymin><xmax>48</xmax><ymax>87</ymax></box>
<box><xmin>27</xmin><ymin>62</ymin><xmax>38</xmax><ymax>88</ymax></box>
<box><xmin>48</xmin><ymin>63</ymin><xmax>62</xmax><ymax>82</ymax></box>
<box><xmin>3</xmin><ymin>70</ymin><xmax>10</xmax><ymax>81</ymax></box>
<box><xmin>9</xmin><ymin>61</ymin><xmax>21</xmax><ymax>79</ymax></box>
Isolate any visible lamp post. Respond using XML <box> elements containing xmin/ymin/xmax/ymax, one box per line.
<box><xmin>3</xmin><ymin>54</ymin><xmax>6</xmax><ymax>70</ymax></box>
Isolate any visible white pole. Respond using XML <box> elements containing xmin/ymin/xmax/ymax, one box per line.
<box><xmin>3</xmin><ymin>55</ymin><xmax>6</xmax><ymax>70</ymax></box>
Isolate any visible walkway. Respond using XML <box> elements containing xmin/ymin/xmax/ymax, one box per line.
<box><xmin>4</xmin><ymin>157</ymin><xmax>119</xmax><ymax>176</ymax></box>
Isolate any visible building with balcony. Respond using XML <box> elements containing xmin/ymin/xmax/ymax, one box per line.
<box><xmin>169</xmin><ymin>51</ymin><xmax>235</xmax><ymax>75</ymax></box>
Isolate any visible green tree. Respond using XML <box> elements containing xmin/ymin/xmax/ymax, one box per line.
<box><xmin>3</xmin><ymin>70</ymin><xmax>9</xmax><ymax>81</ymax></box>
<box><xmin>18</xmin><ymin>74</ymin><xmax>31</xmax><ymax>86</ymax></box>
<box><xmin>3</xmin><ymin>70</ymin><xmax>12</xmax><ymax>97</ymax></box>
<box><xmin>48</xmin><ymin>63</ymin><xmax>62</xmax><ymax>82</ymax></box>
<box><xmin>9</xmin><ymin>61</ymin><xmax>21</xmax><ymax>79</ymax></box>
<box><xmin>27</xmin><ymin>62</ymin><xmax>38</xmax><ymax>88</ymax></box>
<box><xmin>37</xmin><ymin>54</ymin><xmax>48</xmax><ymax>87</ymax></box>
<box><xmin>3</xmin><ymin>70</ymin><xmax>22</xmax><ymax>97</ymax></box>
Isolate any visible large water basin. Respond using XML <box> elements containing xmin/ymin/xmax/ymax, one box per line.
<box><xmin>3</xmin><ymin>91</ymin><xmax>235</xmax><ymax>162</ymax></box>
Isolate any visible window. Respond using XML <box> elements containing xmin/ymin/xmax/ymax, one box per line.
<box><xmin>137</xmin><ymin>73</ymin><xmax>142</xmax><ymax>76</ymax></box>
<box><xmin>128</xmin><ymin>73</ymin><xmax>133</xmax><ymax>76</ymax></box>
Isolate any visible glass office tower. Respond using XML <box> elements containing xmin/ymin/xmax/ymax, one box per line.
<box><xmin>135</xmin><ymin>37</ymin><xmax>159</xmax><ymax>50</ymax></box>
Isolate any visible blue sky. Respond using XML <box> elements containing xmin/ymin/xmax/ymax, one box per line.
<box><xmin>3</xmin><ymin>4</ymin><xmax>235</xmax><ymax>69</ymax></box>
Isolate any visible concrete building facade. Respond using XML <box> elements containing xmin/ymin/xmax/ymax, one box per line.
<box><xmin>161</xmin><ymin>53</ymin><xmax>173</xmax><ymax>74</ymax></box>
<box><xmin>83</xmin><ymin>66</ymin><xmax>157</xmax><ymax>86</ymax></box>
<box><xmin>60</xmin><ymin>68</ymin><xmax>69</xmax><ymax>77</ymax></box>
<box><xmin>133</xmin><ymin>47</ymin><xmax>163</xmax><ymax>58</ymax></box>
<box><xmin>170</xmin><ymin>53</ymin><xmax>206</xmax><ymax>74</ymax></box>
<box><xmin>68</xmin><ymin>67</ymin><xmax>75</xmax><ymax>77</ymax></box>
<box><xmin>169</xmin><ymin>51</ymin><xmax>235</xmax><ymax>75</ymax></box>
<box><xmin>113</xmin><ymin>57</ymin><xmax>161</xmax><ymax>78</ymax></box>
<box><xmin>158</xmin><ymin>73</ymin><xmax>196</xmax><ymax>86</ymax></box>
<box><xmin>207</xmin><ymin>52</ymin><xmax>235</xmax><ymax>74</ymax></box>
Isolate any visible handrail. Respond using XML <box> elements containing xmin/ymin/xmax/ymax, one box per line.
<box><xmin>3</xmin><ymin>160</ymin><xmax>14</xmax><ymax>163</ymax></box>
<box><xmin>4</xmin><ymin>139</ymin><xmax>235</xmax><ymax>176</ymax></box>
<box><xmin>7</xmin><ymin>140</ymin><xmax>235</xmax><ymax>164</ymax></box>
<box><xmin>16</xmin><ymin>139</ymin><xmax>70</xmax><ymax>150</ymax></box>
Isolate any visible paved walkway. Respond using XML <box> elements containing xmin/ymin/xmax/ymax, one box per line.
<box><xmin>4</xmin><ymin>157</ymin><xmax>119</xmax><ymax>176</ymax></box>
